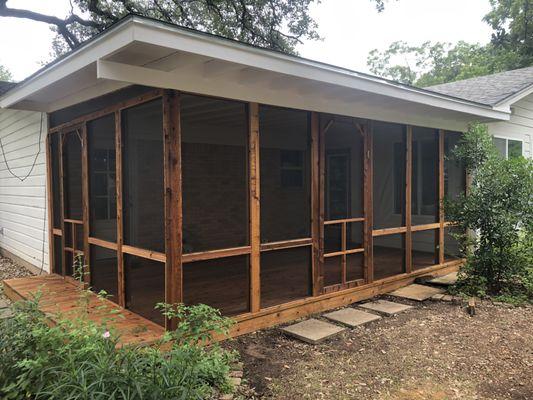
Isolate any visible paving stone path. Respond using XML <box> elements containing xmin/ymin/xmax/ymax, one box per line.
<box><xmin>0</xmin><ymin>298</ymin><xmax>13</xmax><ymax>319</ymax></box>
<box><xmin>280</xmin><ymin>280</ymin><xmax>454</xmax><ymax>344</ymax></box>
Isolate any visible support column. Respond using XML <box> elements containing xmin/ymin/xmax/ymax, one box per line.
<box><xmin>163</xmin><ymin>90</ymin><xmax>183</xmax><ymax>330</ymax></box>
<box><xmin>249</xmin><ymin>102</ymin><xmax>261</xmax><ymax>313</ymax></box>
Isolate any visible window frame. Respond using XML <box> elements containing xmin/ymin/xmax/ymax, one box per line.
<box><xmin>493</xmin><ymin>135</ymin><xmax>524</xmax><ymax>159</ymax></box>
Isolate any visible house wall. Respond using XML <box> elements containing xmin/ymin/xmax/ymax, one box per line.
<box><xmin>0</xmin><ymin>108</ymin><xmax>49</xmax><ymax>272</ymax></box>
<box><xmin>488</xmin><ymin>93</ymin><xmax>533</xmax><ymax>158</ymax></box>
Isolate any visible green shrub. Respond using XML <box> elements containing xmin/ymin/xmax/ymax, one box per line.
<box><xmin>0</xmin><ymin>292</ymin><xmax>236</xmax><ymax>399</ymax></box>
<box><xmin>445</xmin><ymin>123</ymin><xmax>533</xmax><ymax>303</ymax></box>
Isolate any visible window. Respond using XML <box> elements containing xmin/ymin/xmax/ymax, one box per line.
<box><xmin>493</xmin><ymin>137</ymin><xmax>523</xmax><ymax>159</ymax></box>
<box><xmin>280</xmin><ymin>150</ymin><xmax>304</xmax><ymax>188</ymax></box>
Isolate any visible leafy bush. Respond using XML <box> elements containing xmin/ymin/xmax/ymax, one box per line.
<box><xmin>445</xmin><ymin>123</ymin><xmax>533</xmax><ymax>303</ymax></box>
<box><xmin>0</xmin><ymin>291</ymin><xmax>236</xmax><ymax>399</ymax></box>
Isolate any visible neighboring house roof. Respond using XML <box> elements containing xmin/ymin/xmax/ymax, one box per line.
<box><xmin>426</xmin><ymin>66</ymin><xmax>533</xmax><ymax>106</ymax></box>
<box><xmin>0</xmin><ymin>81</ymin><xmax>16</xmax><ymax>96</ymax></box>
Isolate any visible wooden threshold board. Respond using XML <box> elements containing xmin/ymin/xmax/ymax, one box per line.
<box><xmin>2</xmin><ymin>274</ymin><xmax>164</xmax><ymax>347</ymax></box>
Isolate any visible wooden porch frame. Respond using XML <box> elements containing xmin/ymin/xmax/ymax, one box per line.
<box><xmin>45</xmin><ymin>86</ymin><xmax>465</xmax><ymax>336</ymax></box>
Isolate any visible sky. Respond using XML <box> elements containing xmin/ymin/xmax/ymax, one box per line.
<box><xmin>0</xmin><ymin>0</ymin><xmax>493</xmax><ymax>82</ymax></box>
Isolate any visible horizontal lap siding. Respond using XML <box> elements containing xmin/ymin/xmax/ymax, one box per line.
<box><xmin>488</xmin><ymin>94</ymin><xmax>533</xmax><ymax>158</ymax></box>
<box><xmin>0</xmin><ymin>108</ymin><xmax>49</xmax><ymax>271</ymax></box>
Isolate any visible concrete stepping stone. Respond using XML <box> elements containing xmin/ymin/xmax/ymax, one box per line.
<box><xmin>323</xmin><ymin>308</ymin><xmax>381</xmax><ymax>328</ymax></box>
<box><xmin>281</xmin><ymin>318</ymin><xmax>345</xmax><ymax>344</ymax></box>
<box><xmin>0</xmin><ymin>299</ymin><xmax>10</xmax><ymax>309</ymax></box>
<box><xmin>359</xmin><ymin>299</ymin><xmax>413</xmax><ymax>316</ymax></box>
<box><xmin>389</xmin><ymin>284</ymin><xmax>445</xmax><ymax>301</ymax></box>
<box><xmin>428</xmin><ymin>272</ymin><xmax>458</xmax><ymax>286</ymax></box>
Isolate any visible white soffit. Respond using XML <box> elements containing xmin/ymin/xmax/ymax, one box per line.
<box><xmin>0</xmin><ymin>15</ymin><xmax>510</xmax><ymax>126</ymax></box>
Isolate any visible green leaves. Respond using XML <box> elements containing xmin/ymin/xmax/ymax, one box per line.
<box><xmin>445</xmin><ymin>123</ymin><xmax>533</xmax><ymax>302</ymax></box>
<box><xmin>0</xmin><ymin>296</ymin><xmax>236</xmax><ymax>399</ymax></box>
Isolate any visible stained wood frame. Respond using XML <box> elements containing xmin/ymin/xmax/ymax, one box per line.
<box><xmin>45</xmin><ymin>85</ymin><xmax>464</xmax><ymax>335</ymax></box>
<box><xmin>321</xmin><ymin>117</ymin><xmax>368</xmax><ymax>292</ymax></box>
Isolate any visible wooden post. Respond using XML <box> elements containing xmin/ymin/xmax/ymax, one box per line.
<box><xmin>115</xmin><ymin>111</ymin><xmax>125</xmax><ymax>307</ymax></box>
<box><xmin>81</xmin><ymin>124</ymin><xmax>90</xmax><ymax>285</ymax></box>
<box><xmin>163</xmin><ymin>90</ymin><xmax>183</xmax><ymax>330</ymax></box>
<box><xmin>45</xmin><ymin>122</ymin><xmax>55</xmax><ymax>274</ymax></box>
<box><xmin>249</xmin><ymin>102</ymin><xmax>261</xmax><ymax>312</ymax></box>
<box><xmin>311</xmin><ymin>112</ymin><xmax>321</xmax><ymax>296</ymax></box>
<box><xmin>318</xmin><ymin>115</ymin><xmax>326</xmax><ymax>293</ymax></box>
<box><xmin>405</xmin><ymin>126</ymin><xmax>412</xmax><ymax>273</ymax></box>
<box><xmin>364</xmin><ymin>123</ymin><xmax>374</xmax><ymax>283</ymax></box>
<box><xmin>59</xmin><ymin>132</ymin><xmax>66</xmax><ymax>277</ymax></box>
<box><xmin>438</xmin><ymin>129</ymin><xmax>445</xmax><ymax>265</ymax></box>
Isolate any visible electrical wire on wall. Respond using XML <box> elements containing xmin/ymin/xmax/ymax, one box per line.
<box><xmin>0</xmin><ymin>112</ymin><xmax>47</xmax><ymax>274</ymax></box>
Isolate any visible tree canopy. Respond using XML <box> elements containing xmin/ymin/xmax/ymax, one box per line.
<box><xmin>0</xmin><ymin>0</ymin><xmax>321</xmax><ymax>56</ymax></box>
<box><xmin>0</xmin><ymin>64</ymin><xmax>12</xmax><ymax>81</ymax></box>
<box><xmin>368</xmin><ymin>0</ymin><xmax>533</xmax><ymax>86</ymax></box>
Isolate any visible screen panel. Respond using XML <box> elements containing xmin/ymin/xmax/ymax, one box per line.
<box><xmin>50</xmin><ymin>132</ymin><xmax>62</xmax><ymax>229</ymax></box>
<box><xmin>90</xmin><ymin>245</ymin><xmax>118</xmax><ymax>302</ymax></box>
<box><xmin>88</xmin><ymin>114</ymin><xmax>117</xmax><ymax>242</ymax></box>
<box><xmin>63</xmin><ymin>131</ymin><xmax>83</xmax><ymax>220</ymax></box>
<box><xmin>412</xmin><ymin>229</ymin><xmax>438</xmax><ymax>270</ymax></box>
<box><xmin>183</xmin><ymin>255</ymin><xmax>250</xmax><ymax>316</ymax></box>
<box><xmin>324</xmin><ymin>117</ymin><xmax>364</xmax><ymax>220</ymax></box>
<box><xmin>373</xmin><ymin>122</ymin><xmax>406</xmax><ymax>229</ymax></box>
<box><xmin>373</xmin><ymin>234</ymin><xmax>405</xmax><ymax>280</ymax></box>
<box><xmin>122</xmin><ymin>100</ymin><xmax>165</xmax><ymax>252</ymax></box>
<box><xmin>259</xmin><ymin>105</ymin><xmax>311</xmax><ymax>243</ymax></box>
<box><xmin>346</xmin><ymin>252</ymin><xmax>364</xmax><ymax>282</ymax></box>
<box><xmin>260</xmin><ymin>247</ymin><xmax>311</xmax><ymax>308</ymax></box>
<box><xmin>324</xmin><ymin>256</ymin><xmax>342</xmax><ymax>287</ymax></box>
<box><xmin>181</xmin><ymin>94</ymin><xmax>248</xmax><ymax>253</ymax></box>
<box><xmin>444</xmin><ymin>132</ymin><xmax>466</xmax><ymax>202</ymax></box>
<box><xmin>444</xmin><ymin>227</ymin><xmax>464</xmax><ymax>262</ymax></box>
<box><xmin>412</xmin><ymin>127</ymin><xmax>439</xmax><ymax>225</ymax></box>
<box><xmin>125</xmin><ymin>254</ymin><xmax>165</xmax><ymax>325</ymax></box>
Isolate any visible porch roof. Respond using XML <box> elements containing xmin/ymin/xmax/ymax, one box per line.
<box><xmin>0</xmin><ymin>15</ymin><xmax>510</xmax><ymax>130</ymax></box>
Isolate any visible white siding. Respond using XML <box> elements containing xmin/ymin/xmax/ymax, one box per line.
<box><xmin>0</xmin><ymin>108</ymin><xmax>49</xmax><ymax>272</ymax></box>
<box><xmin>488</xmin><ymin>93</ymin><xmax>533</xmax><ymax>158</ymax></box>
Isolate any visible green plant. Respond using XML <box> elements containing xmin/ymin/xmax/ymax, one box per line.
<box><xmin>445</xmin><ymin>123</ymin><xmax>533</xmax><ymax>303</ymax></box>
<box><xmin>0</xmin><ymin>288</ymin><xmax>236</xmax><ymax>399</ymax></box>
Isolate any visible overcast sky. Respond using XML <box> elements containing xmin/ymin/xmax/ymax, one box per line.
<box><xmin>0</xmin><ymin>0</ymin><xmax>493</xmax><ymax>82</ymax></box>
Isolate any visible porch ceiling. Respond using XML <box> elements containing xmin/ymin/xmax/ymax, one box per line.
<box><xmin>0</xmin><ymin>15</ymin><xmax>510</xmax><ymax>131</ymax></box>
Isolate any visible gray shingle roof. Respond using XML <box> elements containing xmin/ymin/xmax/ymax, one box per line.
<box><xmin>0</xmin><ymin>81</ymin><xmax>16</xmax><ymax>96</ymax></box>
<box><xmin>426</xmin><ymin>66</ymin><xmax>533</xmax><ymax>106</ymax></box>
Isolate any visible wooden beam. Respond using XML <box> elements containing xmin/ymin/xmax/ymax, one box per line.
<box><xmin>311</xmin><ymin>112</ymin><xmax>321</xmax><ymax>297</ymax></box>
<box><xmin>323</xmin><ymin>217</ymin><xmax>364</xmax><ymax>225</ymax></box>
<box><xmin>405</xmin><ymin>126</ymin><xmax>412</xmax><ymax>274</ymax></box>
<box><xmin>115</xmin><ymin>110</ymin><xmax>125</xmax><ymax>308</ymax></box>
<box><xmin>318</xmin><ymin>114</ymin><xmax>326</xmax><ymax>294</ymax></box>
<box><xmin>88</xmin><ymin>237</ymin><xmax>118</xmax><ymax>250</ymax></box>
<box><xmin>372</xmin><ymin>226</ymin><xmax>407</xmax><ymax>237</ymax></box>
<box><xmin>439</xmin><ymin>129</ymin><xmax>445</xmax><ymax>265</ymax></box>
<box><xmin>365</xmin><ymin>123</ymin><xmax>373</xmax><ymax>283</ymax></box>
<box><xmin>59</xmin><ymin>132</ymin><xmax>66</xmax><ymax>277</ymax></box>
<box><xmin>49</xmin><ymin>89</ymin><xmax>163</xmax><ymax>134</ymax></box>
<box><xmin>163</xmin><ymin>90</ymin><xmax>183</xmax><ymax>331</ymax></box>
<box><xmin>81</xmin><ymin>123</ymin><xmax>90</xmax><ymax>285</ymax></box>
<box><xmin>183</xmin><ymin>246</ymin><xmax>251</xmax><ymax>263</ymax></box>
<box><xmin>122</xmin><ymin>245</ymin><xmax>166</xmax><ymax>263</ymax></box>
<box><xmin>45</xmin><ymin>125</ymin><xmax>55</xmax><ymax>273</ymax></box>
<box><xmin>249</xmin><ymin>102</ymin><xmax>261</xmax><ymax>313</ymax></box>
<box><xmin>260</xmin><ymin>238</ymin><xmax>312</xmax><ymax>252</ymax></box>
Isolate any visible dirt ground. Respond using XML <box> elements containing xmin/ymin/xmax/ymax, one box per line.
<box><xmin>225</xmin><ymin>297</ymin><xmax>533</xmax><ymax>400</ymax></box>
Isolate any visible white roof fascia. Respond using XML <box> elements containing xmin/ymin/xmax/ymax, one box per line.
<box><xmin>0</xmin><ymin>21</ymin><xmax>134</xmax><ymax>109</ymax></box>
<box><xmin>1</xmin><ymin>15</ymin><xmax>511</xmax><ymax>121</ymax></box>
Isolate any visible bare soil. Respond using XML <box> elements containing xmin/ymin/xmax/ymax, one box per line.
<box><xmin>225</xmin><ymin>297</ymin><xmax>533</xmax><ymax>400</ymax></box>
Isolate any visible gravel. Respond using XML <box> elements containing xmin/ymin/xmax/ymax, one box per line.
<box><xmin>0</xmin><ymin>256</ymin><xmax>35</xmax><ymax>302</ymax></box>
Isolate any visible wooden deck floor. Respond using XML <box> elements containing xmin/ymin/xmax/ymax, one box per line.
<box><xmin>2</xmin><ymin>274</ymin><xmax>165</xmax><ymax>347</ymax></box>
